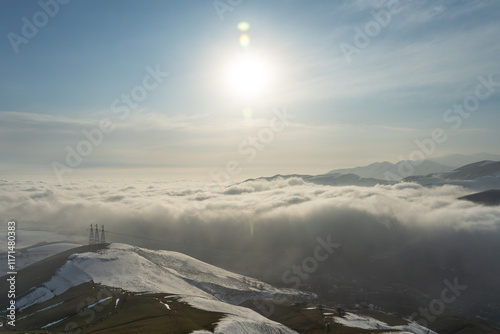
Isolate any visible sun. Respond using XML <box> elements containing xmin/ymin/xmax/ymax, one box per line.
<box><xmin>225</xmin><ymin>55</ymin><xmax>272</xmax><ymax>98</ymax></box>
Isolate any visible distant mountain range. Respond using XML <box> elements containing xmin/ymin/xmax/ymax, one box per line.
<box><xmin>428</xmin><ymin>153</ymin><xmax>500</xmax><ymax>168</ymax></box>
<box><xmin>447</xmin><ymin>160</ymin><xmax>500</xmax><ymax>180</ymax></box>
<box><xmin>241</xmin><ymin>155</ymin><xmax>500</xmax><ymax>193</ymax></box>
<box><xmin>403</xmin><ymin>160</ymin><xmax>500</xmax><ymax>191</ymax></box>
<box><xmin>327</xmin><ymin>159</ymin><xmax>453</xmax><ymax>181</ymax></box>
<box><xmin>327</xmin><ymin>153</ymin><xmax>500</xmax><ymax>180</ymax></box>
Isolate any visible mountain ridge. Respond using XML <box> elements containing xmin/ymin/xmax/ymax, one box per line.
<box><xmin>0</xmin><ymin>243</ymin><xmax>440</xmax><ymax>333</ymax></box>
<box><xmin>327</xmin><ymin>159</ymin><xmax>453</xmax><ymax>180</ymax></box>
<box><xmin>2</xmin><ymin>243</ymin><xmax>306</xmax><ymax>333</ymax></box>
<box><xmin>235</xmin><ymin>159</ymin><xmax>500</xmax><ymax>191</ymax></box>
<box><xmin>326</xmin><ymin>153</ymin><xmax>500</xmax><ymax>180</ymax></box>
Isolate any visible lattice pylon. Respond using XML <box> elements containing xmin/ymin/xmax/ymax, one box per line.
<box><xmin>89</xmin><ymin>224</ymin><xmax>94</xmax><ymax>245</ymax></box>
<box><xmin>94</xmin><ymin>224</ymin><xmax>100</xmax><ymax>244</ymax></box>
<box><xmin>100</xmin><ymin>225</ymin><xmax>106</xmax><ymax>243</ymax></box>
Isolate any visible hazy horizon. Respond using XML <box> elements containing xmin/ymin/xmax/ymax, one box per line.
<box><xmin>1</xmin><ymin>1</ymin><xmax>500</xmax><ymax>182</ymax></box>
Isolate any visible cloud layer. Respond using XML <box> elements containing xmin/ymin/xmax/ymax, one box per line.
<box><xmin>2</xmin><ymin>177</ymin><xmax>500</xmax><ymax>320</ymax></box>
<box><xmin>1</xmin><ymin>176</ymin><xmax>499</xmax><ymax>254</ymax></box>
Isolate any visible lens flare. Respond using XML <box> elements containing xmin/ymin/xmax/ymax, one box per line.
<box><xmin>243</xmin><ymin>107</ymin><xmax>253</xmax><ymax>119</ymax></box>
<box><xmin>237</xmin><ymin>22</ymin><xmax>250</xmax><ymax>32</ymax></box>
<box><xmin>239</xmin><ymin>34</ymin><xmax>250</xmax><ymax>48</ymax></box>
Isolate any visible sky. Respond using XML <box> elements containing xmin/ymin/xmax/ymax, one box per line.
<box><xmin>1</xmin><ymin>0</ymin><xmax>499</xmax><ymax>182</ymax></box>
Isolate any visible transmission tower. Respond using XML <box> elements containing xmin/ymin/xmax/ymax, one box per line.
<box><xmin>94</xmin><ymin>224</ymin><xmax>100</xmax><ymax>244</ymax></box>
<box><xmin>100</xmin><ymin>225</ymin><xmax>106</xmax><ymax>243</ymax></box>
<box><xmin>89</xmin><ymin>224</ymin><xmax>94</xmax><ymax>244</ymax></box>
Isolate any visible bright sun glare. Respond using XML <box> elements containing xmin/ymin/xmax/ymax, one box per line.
<box><xmin>226</xmin><ymin>55</ymin><xmax>271</xmax><ymax>98</ymax></box>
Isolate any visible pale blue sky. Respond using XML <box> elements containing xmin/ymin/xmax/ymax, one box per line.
<box><xmin>1</xmin><ymin>0</ymin><xmax>499</xmax><ymax>180</ymax></box>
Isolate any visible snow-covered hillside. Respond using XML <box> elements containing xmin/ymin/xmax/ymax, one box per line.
<box><xmin>9</xmin><ymin>243</ymin><xmax>436</xmax><ymax>334</ymax></box>
<box><xmin>16</xmin><ymin>243</ymin><xmax>307</xmax><ymax>333</ymax></box>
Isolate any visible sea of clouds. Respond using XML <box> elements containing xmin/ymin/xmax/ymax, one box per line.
<box><xmin>2</xmin><ymin>176</ymin><xmax>500</xmax><ymax>315</ymax></box>
<box><xmin>1</xmin><ymin>176</ymin><xmax>499</xmax><ymax>252</ymax></box>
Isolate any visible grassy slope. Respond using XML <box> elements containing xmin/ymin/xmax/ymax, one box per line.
<box><xmin>0</xmin><ymin>282</ymin><xmax>223</xmax><ymax>334</ymax></box>
<box><xmin>242</xmin><ymin>299</ymin><xmax>500</xmax><ymax>334</ymax></box>
<box><xmin>241</xmin><ymin>299</ymin><xmax>401</xmax><ymax>334</ymax></box>
<box><xmin>428</xmin><ymin>317</ymin><xmax>500</xmax><ymax>334</ymax></box>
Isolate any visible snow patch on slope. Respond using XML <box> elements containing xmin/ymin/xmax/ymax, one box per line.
<box><xmin>182</xmin><ymin>296</ymin><xmax>297</xmax><ymax>334</ymax></box>
<box><xmin>334</xmin><ymin>313</ymin><xmax>436</xmax><ymax>334</ymax></box>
